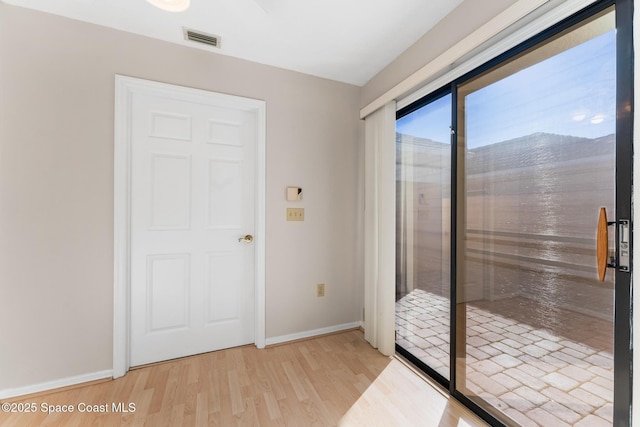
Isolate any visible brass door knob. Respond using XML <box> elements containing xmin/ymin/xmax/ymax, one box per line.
<box><xmin>238</xmin><ymin>234</ymin><xmax>254</xmax><ymax>243</ymax></box>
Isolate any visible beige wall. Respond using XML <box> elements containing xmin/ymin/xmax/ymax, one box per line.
<box><xmin>361</xmin><ymin>0</ymin><xmax>518</xmax><ymax>108</ymax></box>
<box><xmin>0</xmin><ymin>3</ymin><xmax>363</xmax><ymax>391</ymax></box>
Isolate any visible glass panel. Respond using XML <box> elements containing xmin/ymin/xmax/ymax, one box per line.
<box><xmin>456</xmin><ymin>9</ymin><xmax>615</xmax><ymax>427</ymax></box>
<box><xmin>396</xmin><ymin>94</ymin><xmax>452</xmax><ymax>380</ymax></box>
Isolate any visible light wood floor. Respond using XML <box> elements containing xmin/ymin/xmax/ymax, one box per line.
<box><xmin>0</xmin><ymin>330</ymin><xmax>487</xmax><ymax>426</ymax></box>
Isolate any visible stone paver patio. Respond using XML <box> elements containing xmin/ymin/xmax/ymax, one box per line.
<box><xmin>396</xmin><ymin>289</ymin><xmax>613</xmax><ymax>427</ymax></box>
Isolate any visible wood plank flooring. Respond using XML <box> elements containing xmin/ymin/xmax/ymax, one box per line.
<box><xmin>0</xmin><ymin>330</ymin><xmax>487</xmax><ymax>426</ymax></box>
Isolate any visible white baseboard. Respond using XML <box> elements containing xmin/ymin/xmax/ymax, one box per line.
<box><xmin>265</xmin><ymin>322</ymin><xmax>361</xmax><ymax>346</ymax></box>
<box><xmin>0</xmin><ymin>370</ymin><xmax>113</xmax><ymax>400</ymax></box>
<box><xmin>1</xmin><ymin>323</ymin><xmax>363</xmax><ymax>398</ymax></box>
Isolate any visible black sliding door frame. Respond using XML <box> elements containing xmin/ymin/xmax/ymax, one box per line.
<box><xmin>395</xmin><ymin>0</ymin><xmax>633</xmax><ymax>425</ymax></box>
<box><xmin>396</xmin><ymin>85</ymin><xmax>454</xmax><ymax>390</ymax></box>
<box><xmin>613</xmin><ymin>0</ymin><xmax>633</xmax><ymax>423</ymax></box>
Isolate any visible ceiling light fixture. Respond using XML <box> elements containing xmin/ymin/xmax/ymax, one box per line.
<box><xmin>146</xmin><ymin>0</ymin><xmax>190</xmax><ymax>12</ymax></box>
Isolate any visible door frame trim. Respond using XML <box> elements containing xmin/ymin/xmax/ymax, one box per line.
<box><xmin>112</xmin><ymin>75</ymin><xmax>266</xmax><ymax>378</ymax></box>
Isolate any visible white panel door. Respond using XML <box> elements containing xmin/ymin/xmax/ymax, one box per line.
<box><xmin>130</xmin><ymin>90</ymin><xmax>256</xmax><ymax>367</ymax></box>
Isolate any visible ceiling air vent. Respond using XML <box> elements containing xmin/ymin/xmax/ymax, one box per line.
<box><xmin>183</xmin><ymin>28</ymin><xmax>221</xmax><ymax>48</ymax></box>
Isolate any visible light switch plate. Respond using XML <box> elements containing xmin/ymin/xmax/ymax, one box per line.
<box><xmin>287</xmin><ymin>208</ymin><xmax>304</xmax><ymax>221</ymax></box>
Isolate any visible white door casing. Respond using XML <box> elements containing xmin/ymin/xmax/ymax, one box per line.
<box><xmin>114</xmin><ymin>76</ymin><xmax>266</xmax><ymax>376</ymax></box>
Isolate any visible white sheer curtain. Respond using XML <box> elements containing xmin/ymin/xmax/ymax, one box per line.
<box><xmin>363</xmin><ymin>101</ymin><xmax>396</xmax><ymax>356</ymax></box>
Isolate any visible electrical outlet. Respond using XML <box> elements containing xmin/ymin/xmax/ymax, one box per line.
<box><xmin>316</xmin><ymin>283</ymin><xmax>325</xmax><ymax>297</ymax></box>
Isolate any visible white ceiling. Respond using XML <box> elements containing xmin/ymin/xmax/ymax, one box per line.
<box><xmin>2</xmin><ymin>0</ymin><xmax>463</xmax><ymax>86</ymax></box>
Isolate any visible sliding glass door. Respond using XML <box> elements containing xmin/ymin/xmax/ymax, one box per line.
<box><xmin>395</xmin><ymin>1</ymin><xmax>632</xmax><ymax>426</ymax></box>
<box><xmin>396</xmin><ymin>92</ymin><xmax>452</xmax><ymax>382</ymax></box>
<box><xmin>457</xmin><ymin>7</ymin><xmax>617</xmax><ymax>426</ymax></box>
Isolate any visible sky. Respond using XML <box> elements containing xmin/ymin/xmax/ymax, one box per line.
<box><xmin>397</xmin><ymin>30</ymin><xmax>616</xmax><ymax>149</ymax></box>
